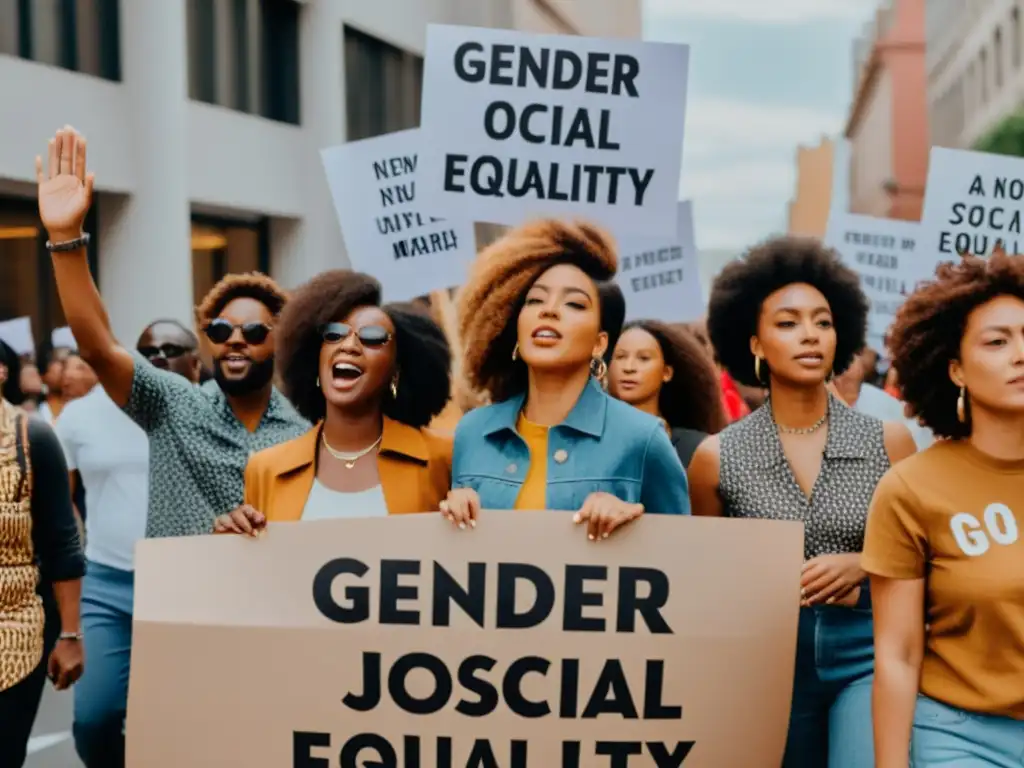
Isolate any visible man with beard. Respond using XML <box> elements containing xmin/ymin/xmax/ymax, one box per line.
<box><xmin>35</xmin><ymin>126</ymin><xmax>309</xmax><ymax>539</ymax></box>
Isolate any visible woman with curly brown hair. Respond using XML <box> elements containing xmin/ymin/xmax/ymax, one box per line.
<box><xmin>439</xmin><ymin>220</ymin><xmax>690</xmax><ymax>539</ymax></box>
<box><xmin>609</xmin><ymin>319</ymin><xmax>727</xmax><ymax>467</ymax></box>
<box><xmin>689</xmin><ymin>236</ymin><xmax>917</xmax><ymax>768</ymax></box>
<box><xmin>213</xmin><ymin>270</ymin><xmax>453</xmax><ymax>531</ymax></box>
<box><xmin>862</xmin><ymin>250</ymin><xmax>1024</xmax><ymax>768</ymax></box>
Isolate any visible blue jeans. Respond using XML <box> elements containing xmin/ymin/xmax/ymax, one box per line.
<box><xmin>73</xmin><ymin>561</ymin><xmax>134</xmax><ymax>768</ymax></box>
<box><xmin>782</xmin><ymin>604</ymin><xmax>875</xmax><ymax>767</ymax></box>
<box><xmin>912</xmin><ymin>694</ymin><xmax>1024</xmax><ymax>766</ymax></box>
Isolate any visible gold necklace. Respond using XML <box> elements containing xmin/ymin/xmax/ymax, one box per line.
<box><xmin>776</xmin><ymin>413</ymin><xmax>828</xmax><ymax>435</ymax></box>
<box><xmin>321</xmin><ymin>433</ymin><xmax>383</xmax><ymax>469</ymax></box>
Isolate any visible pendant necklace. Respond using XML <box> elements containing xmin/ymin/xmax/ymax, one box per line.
<box><xmin>322</xmin><ymin>433</ymin><xmax>383</xmax><ymax>469</ymax></box>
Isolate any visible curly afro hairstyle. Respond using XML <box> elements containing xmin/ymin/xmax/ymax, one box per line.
<box><xmin>620</xmin><ymin>320</ymin><xmax>728</xmax><ymax>434</ymax></box>
<box><xmin>890</xmin><ymin>249</ymin><xmax>1024</xmax><ymax>439</ymax></box>
<box><xmin>707</xmin><ymin>236</ymin><xmax>868</xmax><ymax>388</ymax></box>
<box><xmin>274</xmin><ymin>270</ymin><xmax>451</xmax><ymax>427</ymax></box>
<box><xmin>458</xmin><ymin>219</ymin><xmax>617</xmax><ymax>401</ymax></box>
<box><xmin>195</xmin><ymin>272</ymin><xmax>289</xmax><ymax>326</ymax></box>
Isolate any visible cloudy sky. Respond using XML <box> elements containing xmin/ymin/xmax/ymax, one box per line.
<box><xmin>643</xmin><ymin>0</ymin><xmax>877</xmax><ymax>253</ymax></box>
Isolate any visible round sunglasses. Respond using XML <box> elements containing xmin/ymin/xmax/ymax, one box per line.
<box><xmin>203</xmin><ymin>319</ymin><xmax>272</xmax><ymax>345</ymax></box>
<box><xmin>319</xmin><ymin>322</ymin><xmax>392</xmax><ymax>347</ymax></box>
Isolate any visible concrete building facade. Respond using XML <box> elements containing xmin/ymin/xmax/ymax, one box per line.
<box><xmin>0</xmin><ymin>0</ymin><xmax>640</xmax><ymax>348</ymax></box>
<box><xmin>844</xmin><ymin>0</ymin><xmax>928</xmax><ymax>221</ymax></box>
<box><xmin>787</xmin><ymin>137</ymin><xmax>836</xmax><ymax>238</ymax></box>
<box><xmin>927</xmin><ymin>0</ymin><xmax>1024</xmax><ymax>150</ymax></box>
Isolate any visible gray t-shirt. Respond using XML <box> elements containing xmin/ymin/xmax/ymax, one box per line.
<box><xmin>123</xmin><ymin>353</ymin><xmax>309</xmax><ymax>538</ymax></box>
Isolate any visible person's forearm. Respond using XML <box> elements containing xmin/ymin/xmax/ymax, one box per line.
<box><xmin>51</xmin><ymin>578</ymin><xmax>82</xmax><ymax>634</ymax></box>
<box><xmin>48</xmin><ymin>243</ymin><xmax>116</xmax><ymax>365</ymax></box>
<box><xmin>873</xmin><ymin>658</ymin><xmax>919</xmax><ymax>768</ymax></box>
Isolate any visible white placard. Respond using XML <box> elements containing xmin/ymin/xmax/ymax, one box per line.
<box><xmin>616</xmin><ymin>200</ymin><xmax>704</xmax><ymax>323</ymax></box>
<box><xmin>51</xmin><ymin>326</ymin><xmax>77</xmax><ymax>350</ymax></box>
<box><xmin>919</xmin><ymin>146</ymin><xmax>1024</xmax><ymax>280</ymax></box>
<box><xmin>825</xmin><ymin>213</ymin><xmax>918</xmax><ymax>347</ymax></box>
<box><xmin>0</xmin><ymin>317</ymin><xmax>34</xmax><ymax>357</ymax></box>
<box><xmin>418</xmin><ymin>24</ymin><xmax>689</xmax><ymax>238</ymax></box>
<box><xmin>321</xmin><ymin>129</ymin><xmax>477</xmax><ymax>300</ymax></box>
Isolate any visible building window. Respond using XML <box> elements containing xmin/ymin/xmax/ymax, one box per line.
<box><xmin>190</xmin><ymin>217</ymin><xmax>270</xmax><ymax>309</ymax></box>
<box><xmin>0</xmin><ymin>0</ymin><xmax>119</xmax><ymax>80</ymax></box>
<box><xmin>186</xmin><ymin>0</ymin><xmax>300</xmax><ymax>125</ymax></box>
<box><xmin>344</xmin><ymin>26</ymin><xmax>424</xmax><ymax>141</ymax></box>
<box><xmin>0</xmin><ymin>195</ymin><xmax>99</xmax><ymax>356</ymax></box>
<box><xmin>1013</xmin><ymin>6</ymin><xmax>1021</xmax><ymax>69</ymax></box>
<box><xmin>995</xmin><ymin>27</ymin><xmax>1004</xmax><ymax>88</ymax></box>
<box><xmin>981</xmin><ymin>48</ymin><xmax>989</xmax><ymax>103</ymax></box>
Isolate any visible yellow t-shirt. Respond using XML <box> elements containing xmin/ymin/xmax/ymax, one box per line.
<box><xmin>515</xmin><ymin>414</ymin><xmax>548</xmax><ymax>510</ymax></box>
<box><xmin>862</xmin><ymin>440</ymin><xmax>1024</xmax><ymax>718</ymax></box>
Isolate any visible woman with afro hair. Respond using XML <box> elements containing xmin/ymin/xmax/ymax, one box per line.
<box><xmin>862</xmin><ymin>249</ymin><xmax>1024</xmax><ymax>768</ymax></box>
<box><xmin>213</xmin><ymin>270</ymin><xmax>453</xmax><ymax>531</ymax></box>
<box><xmin>439</xmin><ymin>219</ymin><xmax>690</xmax><ymax>539</ymax></box>
<box><xmin>608</xmin><ymin>319</ymin><xmax>727</xmax><ymax>467</ymax></box>
<box><xmin>689</xmin><ymin>236</ymin><xmax>916</xmax><ymax>768</ymax></box>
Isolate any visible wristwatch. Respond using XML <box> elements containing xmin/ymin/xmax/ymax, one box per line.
<box><xmin>59</xmin><ymin>631</ymin><xmax>83</xmax><ymax>641</ymax></box>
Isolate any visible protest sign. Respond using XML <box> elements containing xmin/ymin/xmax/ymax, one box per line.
<box><xmin>127</xmin><ymin>513</ymin><xmax>802</xmax><ymax>767</ymax></box>
<box><xmin>825</xmin><ymin>213</ymin><xmax>918</xmax><ymax>344</ymax></box>
<box><xmin>418</xmin><ymin>25</ymin><xmax>689</xmax><ymax>239</ymax></box>
<box><xmin>617</xmin><ymin>201</ymin><xmax>703</xmax><ymax>323</ymax></box>
<box><xmin>321</xmin><ymin>129</ymin><xmax>477</xmax><ymax>300</ymax></box>
<box><xmin>51</xmin><ymin>325</ymin><xmax>76</xmax><ymax>350</ymax></box>
<box><xmin>0</xmin><ymin>317</ymin><xmax>34</xmax><ymax>357</ymax></box>
<box><xmin>919</xmin><ymin>146</ymin><xmax>1024</xmax><ymax>280</ymax></box>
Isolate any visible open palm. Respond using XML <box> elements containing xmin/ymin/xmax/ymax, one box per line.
<box><xmin>36</xmin><ymin>126</ymin><xmax>94</xmax><ymax>239</ymax></box>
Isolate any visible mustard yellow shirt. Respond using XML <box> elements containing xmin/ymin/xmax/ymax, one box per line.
<box><xmin>515</xmin><ymin>413</ymin><xmax>548</xmax><ymax>510</ymax></box>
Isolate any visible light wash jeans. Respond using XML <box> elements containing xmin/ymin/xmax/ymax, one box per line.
<box><xmin>912</xmin><ymin>693</ymin><xmax>1024</xmax><ymax>767</ymax></box>
<box><xmin>73</xmin><ymin>560</ymin><xmax>134</xmax><ymax>768</ymax></box>
<box><xmin>782</xmin><ymin>603</ymin><xmax>875</xmax><ymax>767</ymax></box>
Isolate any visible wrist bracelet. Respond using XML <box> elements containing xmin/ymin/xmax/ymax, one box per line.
<box><xmin>59</xmin><ymin>631</ymin><xmax>83</xmax><ymax>641</ymax></box>
<box><xmin>46</xmin><ymin>233</ymin><xmax>90</xmax><ymax>252</ymax></box>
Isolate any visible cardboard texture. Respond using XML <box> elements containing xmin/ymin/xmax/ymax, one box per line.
<box><xmin>127</xmin><ymin>512</ymin><xmax>803</xmax><ymax>767</ymax></box>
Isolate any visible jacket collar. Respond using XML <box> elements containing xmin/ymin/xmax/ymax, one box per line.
<box><xmin>272</xmin><ymin>415</ymin><xmax>430</xmax><ymax>477</ymax></box>
<box><xmin>481</xmin><ymin>377</ymin><xmax>607</xmax><ymax>439</ymax></box>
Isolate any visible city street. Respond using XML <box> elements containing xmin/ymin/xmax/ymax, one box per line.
<box><xmin>26</xmin><ymin>686</ymin><xmax>79</xmax><ymax>767</ymax></box>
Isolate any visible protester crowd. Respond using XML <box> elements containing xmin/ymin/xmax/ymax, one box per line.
<box><xmin>0</xmin><ymin>123</ymin><xmax>1022</xmax><ymax>768</ymax></box>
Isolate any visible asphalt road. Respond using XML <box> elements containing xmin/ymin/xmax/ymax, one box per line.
<box><xmin>25</xmin><ymin>685</ymin><xmax>81</xmax><ymax>767</ymax></box>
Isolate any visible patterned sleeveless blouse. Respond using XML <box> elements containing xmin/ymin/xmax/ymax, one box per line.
<box><xmin>718</xmin><ymin>394</ymin><xmax>890</xmax><ymax>560</ymax></box>
<box><xmin>0</xmin><ymin>399</ymin><xmax>43</xmax><ymax>692</ymax></box>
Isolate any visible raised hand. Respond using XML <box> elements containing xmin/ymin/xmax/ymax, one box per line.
<box><xmin>36</xmin><ymin>125</ymin><xmax>94</xmax><ymax>242</ymax></box>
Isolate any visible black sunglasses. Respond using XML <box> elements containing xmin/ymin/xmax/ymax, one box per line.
<box><xmin>319</xmin><ymin>322</ymin><xmax>392</xmax><ymax>347</ymax></box>
<box><xmin>203</xmin><ymin>319</ymin><xmax>272</xmax><ymax>345</ymax></box>
<box><xmin>137</xmin><ymin>343</ymin><xmax>192</xmax><ymax>361</ymax></box>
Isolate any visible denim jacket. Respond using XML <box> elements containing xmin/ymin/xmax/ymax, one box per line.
<box><xmin>452</xmin><ymin>378</ymin><xmax>691</xmax><ymax>514</ymax></box>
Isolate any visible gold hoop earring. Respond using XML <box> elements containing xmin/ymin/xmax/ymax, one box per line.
<box><xmin>390</xmin><ymin>374</ymin><xmax>399</xmax><ymax>399</ymax></box>
<box><xmin>957</xmin><ymin>386</ymin><xmax>966</xmax><ymax>423</ymax></box>
<box><xmin>316</xmin><ymin>375</ymin><xmax>320</xmax><ymax>388</ymax></box>
<box><xmin>511</xmin><ymin>343</ymin><xmax>519</xmax><ymax>361</ymax></box>
<box><xmin>754</xmin><ymin>356</ymin><xmax>763</xmax><ymax>383</ymax></box>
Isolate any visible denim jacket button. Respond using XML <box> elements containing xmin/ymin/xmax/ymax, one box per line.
<box><xmin>506</xmin><ymin>463</ymin><xmax>517</xmax><ymax>473</ymax></box>
<box><xmin>553</xmin><ymin>449</ymin><xmax>568</xmax><ymax>464</ymax></box>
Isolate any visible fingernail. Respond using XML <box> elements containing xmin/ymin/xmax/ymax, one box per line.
<box><xmin>459</xmin><ymin>522</ymin><xmax>466</xmax><ymax>530</ymax></box>
<box><xmin>602</xmin><ymin>532</ymin><xmax>609</xmax><ymax>539</ymax></box>
<box><xmin>469</xmin><ymin>520</ymin><xmax>476</xmax><ymax>528</ymax></box>
<box><xmin>588</xmin><ymin>534</ymin><xmax>595</xmax><ymax>541</ymax></box>
<box><xmin>827</xmin><ymin>597</ymin><xmax>835</xmax><ymax>604</ymax></box>
<box><xmin>800</xmin><ymin>588</ymin><xmax>806</xmax><ymax>597</ymax></box>
<box><xmin>573</xmin><ymin>514</ymin><xmax>581</xmax><ymax>524</ymax></box>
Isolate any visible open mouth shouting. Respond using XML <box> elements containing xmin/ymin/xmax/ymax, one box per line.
<box><xmin>531</xmin><ymin>326</ymin><xmax>562</xmax><ymax>347</ymax></box>
<box><xmin>330</xmin><ymin>360</ymin><xmax>364</xmax><ymax>390</ymax></box>
<box><xmin>221</xmin><ymin>354</ymin><xmax>251</xmax><ymax>375</ymax></box>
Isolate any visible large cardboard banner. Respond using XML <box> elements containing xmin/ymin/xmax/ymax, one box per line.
<box><xmin>127</xmin><ymin>513</ymin><xmax>802</xmax><ymax>767</ymax></box>
<box><xmin>321</xmin><ymin>129</ymin><xmax>477</xmax><ymax>300</ymax></box>
<box><xmin>418</xmin><ymin>25</ymin><xmax>689</xmax><ymax>239</ymax></box>
<box><xmin>825</xmin><ymin>212</ymin><xmax>919</xmax><ymax>352</ymax></box>
<box><xmin>616</xmin><ymin>201</ymin><xmax>704</xmax><ymax>324</ymax></box>
<box><xmin>919</xmin><ymin>147</ymin><xmax>1024</xmax><ymax>279</ymax></box>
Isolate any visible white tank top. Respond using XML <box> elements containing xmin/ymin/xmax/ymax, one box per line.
<box><xmin>301</xmin><ymin>480</ymin><xmax>388</xmax><ymax>520</ymax></box>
